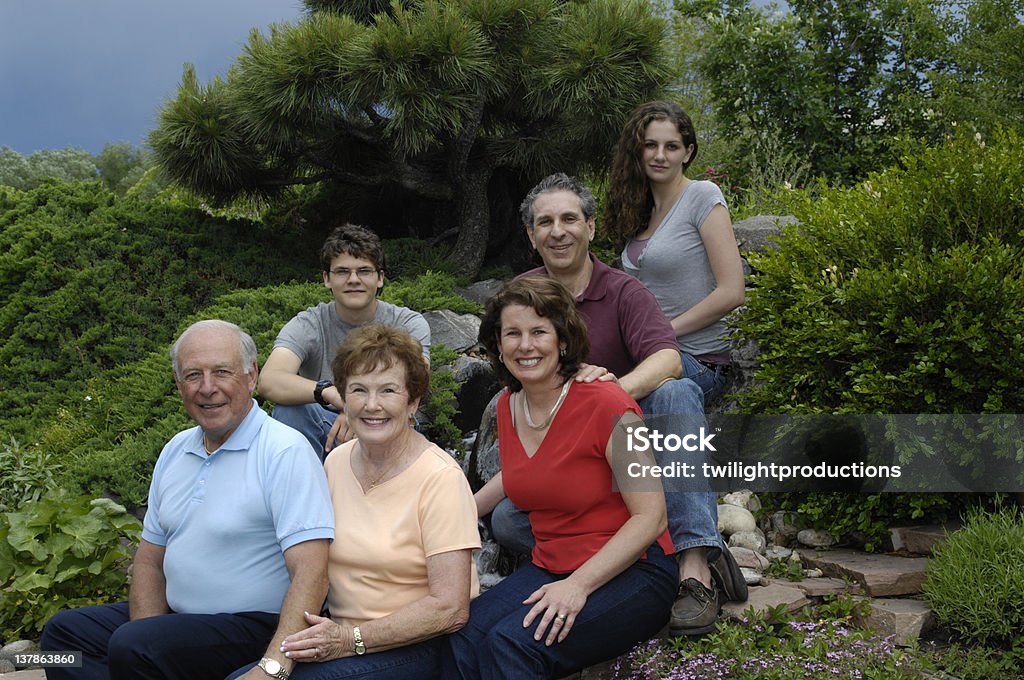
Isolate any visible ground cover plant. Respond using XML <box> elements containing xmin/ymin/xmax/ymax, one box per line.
<box><xmin>611</xmin><ymin>599</ymin><xmax>925</xmax><ymax>679</ymax></box>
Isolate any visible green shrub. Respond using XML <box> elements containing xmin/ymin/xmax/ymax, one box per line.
<box><xmin>736</xmin><ymin>127</ymin><xmax>1024</xmax><ymax>415</ymax></box>
<box><xmin>423</xmin><ymin>344</ymin><xmax>464</xmax><ymax>455</ymax></box>
<box><xmin>0</xmin><ymin>180</ymin><xmax>317</xmax><ymax>433</ymax></box>
<box><xmin>382</xmin><ymin>238</ymin><xmax>460</xmax><ymax>279</ymax></box>
<box><xmin>0</xmin><ymin>489</ymin><xmax>141</xmax><ymax>639</ymax></box>
<box><xmin>923</xmin><ymin>503</ymin><xmax>1024</xmax><ymax>649</ymax></box>
<box><xmin>0</xmin><ymin>436</ymin><xmax>60</xmax><ymax>513</ymax></box>
<box><xmin>380</xmin><ymin>270</ymin><xmax>482</xmax><ymax>314</ymax></box>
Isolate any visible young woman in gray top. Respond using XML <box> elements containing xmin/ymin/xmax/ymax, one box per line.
<box><xmin>603</xmin><ymin>101</ymin><xmax>745</xmax><ymax>402</ymax></box>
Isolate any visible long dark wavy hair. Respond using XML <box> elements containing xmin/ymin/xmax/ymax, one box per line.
<box><xmin>602</xmin><ymin>101</ymin><xmax>699</xmax><ymax>251</ymax></box>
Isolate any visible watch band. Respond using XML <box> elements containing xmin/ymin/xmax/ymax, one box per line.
<box><xmin>353</xmin><ymin>625</ymin><xmax>366</xmax><ymax>656</ymax></box>
<box><xmin>258</xmin><ymin>657</ymin><xmax>289</xmax><ymax>680</ymax></box>
<box><xmin>313</xmin><ymin>379</ymin><xmax>333</xmax><ymax>408</ymax></box>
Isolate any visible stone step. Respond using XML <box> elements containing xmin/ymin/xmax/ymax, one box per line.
<box><xmin>889</xmin><ymin>523</ymin><xmax>958</xmax><ymax>556</ymax></box>
<box><xmin>856</xmin><ymin>596</ymin><xmax>936</xmax><ymax>646</ymax></box>
<box><xmin>798</xmin><ymin>548</ymin><xmax>929</xmax><ymax>597</ymax></box>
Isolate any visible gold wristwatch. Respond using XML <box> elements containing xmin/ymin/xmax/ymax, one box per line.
<box><xmin>258</xmin><ymin>657</ymin><xmax>289</xmax><ymax>680</ymax></box>
<box><xmin>353</xmin><ymin>626</ymin><xmax>366</xmax><ymax>655</ymax></box>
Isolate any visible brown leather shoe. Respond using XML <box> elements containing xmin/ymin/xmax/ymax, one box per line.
<box><xmin>711</xmin><ymin>545</ymin><xmax>749</xmax><ymax>603</ymax></box>
<box><xmin>669</xmin><ymin>578</ymin><xmax>719</xmax><ymax>636</ymax></box>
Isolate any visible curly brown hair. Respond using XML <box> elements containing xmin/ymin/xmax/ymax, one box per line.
<box><xmin>478</xmin><ymin>277</ymin><xmax>589</xmax><ymax>393</ymax></box>
<box><xmin>602</xmin><ymin>101</ymin><xmax>699</xmax><ymax>251</ymax></box>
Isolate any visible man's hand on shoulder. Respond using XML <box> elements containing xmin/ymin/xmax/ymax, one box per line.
<box><xmin>573</xmin><ymin>363</ymin><xmax>619</xmax><ymax>385</ymax></box>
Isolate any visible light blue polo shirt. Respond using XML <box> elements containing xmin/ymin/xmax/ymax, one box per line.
<box><xmin>142</xmin><ymin>401</ymin><xmax>334</xmax><ymax>614</ymax></box>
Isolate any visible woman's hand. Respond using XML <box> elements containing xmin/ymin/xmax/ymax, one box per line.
<box><xmin>281</xmin><ymin>611</ymin><xmax>351</xmax><ymax>662</ymax></box>
<box><xmin>522</xmin><ymin>579</ymin><xmax>588</xmax><ymax>646</ymax></box>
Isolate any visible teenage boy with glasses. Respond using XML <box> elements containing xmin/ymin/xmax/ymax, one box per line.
<box><xmin>259</xmin><ymin>224</ymin><xmax>430</xmax><ymax>459</ymax></box>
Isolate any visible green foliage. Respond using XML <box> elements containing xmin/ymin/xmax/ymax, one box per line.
<box><xmin>613</xmin><ymin>602</ymin><xmax>924</xmax><ymax>678</ymax></box>
<box><xmin>0</xmin><ymin>180</ymin><xmax>316</xmax><ymax>432</ymax></box>
<box><xmin>380</xmin><ymin>271</ymin><xmax>482</xmax><ymax>314</ymax></box>
<box><xmin>736</xmin><ymin>127</ymin><xmax>1024</xmax><ymax>415</ymax></box>
<box><xmin>382</xmin><ymin>238</ymin><xmax>460</xmax><ymax>279</ymax></box>
<box><xmin>923</xmin><ymin>503</ymin><xmax>1024</xmax><ymax>649</ymax></box>
<box><xmin>672</xmin><ymin>0</ymin><xmax>1024</xmax><ymax>189</ymax></box>
<box><xmin>0</xmin><ymin>146</ymin><xmax>98</xmax><ymax>190</ymax></box>
<box><xmin>923</xmin><ymin>642</ymin><xmax>1024</xmax><ymax>680</ymax></box>
<box><xmin>0</xmin><ymin>490</ymin><xmax>141</xmax><ymax>639</ymax></box>
<box><xmin>0</xmin><ymin>436</ymin><xmax>61</xmax><ymax>514</ymax></box>
<box><xmin>766</xmin><ymin>492</ymin><xmax>953</xmax><ymax>552</ymax></box>
<box><xmin>150</xmin><ymin>0</ymin><xmax>673</xmax><ymax>276</ymax></box>
<box><xmin>423</xmin><ymin>344</ymin><xmax>465</xmax><ymax>454</ymax></box>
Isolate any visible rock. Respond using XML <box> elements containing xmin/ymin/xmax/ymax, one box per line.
<box><xmin>721</xmin><ymin>489</ymin><xmax>761</xmax><ymax>514</ymax></box>
<box><xmin>1</xmin><ymin>640</ymin><xmax>38</xmax><ymax>658</ymax></box>
<box><xmin>802</xmin><ymin>568</ymin><xmax>823</xmax><ymax>578</ymax></box>
<box><xmin>763</xmin><ymin>576</ymin><xmax>858</xmax><ymax>599</ymax></box>
<box><xmin>729</xmin><ymin>529</ymin><xmax>767</xmax><ymax>554</ymax></box>
<box><xmin>771</xmin><ymin>511</ymin><xmax>801</xmax><ymax>539</ymax></box>
<box><xmin>732</xmin><ymin>215</ymin><xmax>798</xmax><ymax>253</ymax></box>
<box><xmin>889</xmin><ymin>524</ymin><xmax>955</xmax><ymax>556</ymax></box>
<box><xmin>797</xmin><ymin>528</ymin><xmax>835</xmax><ymax>548</ymax></box>
<box><xmin>858</xmin><ymin>597</ymin><xmax>936</xmax><ymax>646</ymax></box>
<box><xmin>464</xmin><ymin>391</ymin><xmax>502</xmax><ymax>489</ymax></box>
<box><xmin>0</xmin><ymin>659</ymin><xmax>16</xmax><ymax>674</ymax></box>
<box><xmin>721</xmin><ymin>583</ymin><xmax>811</xmax><ymax>621</ymax></box>
<box><xmin>452</xmin><ymin>356</ymin><xmax>501</xmax><ymax>433</ymax></box>
<box><xmin>740</xmin><ymin>567</ymin><xmax>763</xmax><ymax>585</ymax></box>
<box><xmin>423</xmin><ymin>310</ymin><xmax>481</xmax><ymax>353</ymax></box>
<box><xmin>729</xmin><ymin>546</ymin><xmax>769</xmax><ymax>571</ymax></box>
<box><xmin>798</xmin><ymin>548</ymin><xmax>929</xmax><ymax>597</ymax></box>
<box><xmin>717</xmin><ymin>503</ymin><xmax>756</xmax><ymax>536</ymax></box>
<box><xmin>456</xmin><ymin>279</ymin><xmax>504</xmax><ymax>306</ymax></box>
<box><xmin>765</xmin><ymin>545</ymin><xmax>794</xmax><ymax>561</ymax></box>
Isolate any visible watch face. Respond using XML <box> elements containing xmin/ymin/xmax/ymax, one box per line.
<box><xmin>264</xmin><ymin>660</ymin><xmax>282</xmax><ymax>674</ymax></box>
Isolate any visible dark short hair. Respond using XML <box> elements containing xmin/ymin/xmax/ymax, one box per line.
<box><xmin>319</xmin><ymin>223</ymin><xmax>386</xmax><ymax>272</ymax></box>
<box><xmin>331</xmin><ymin>324</ymin><xmax>429</xmax><ymax>402</ymax></box>
<box><xmin>519</xmin><ymin>173</ymin><xmax>597</xmax><ymax>229</ymax></box>
<box><xmin>478</xmin><ymin>276</ymin><xmax>589</xmax><ymax>392</ymax></box>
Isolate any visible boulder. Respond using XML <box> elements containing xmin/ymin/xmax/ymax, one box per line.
<box><xmin>424</xmin><ymin>310</ymin><xmax>481</xmax><ymax>353</ymax></box>
<box><xmin>717</xmin><ymin>503</ymin><xmax>757</xmax><ymax>536</ymax></box>
<box><xmin>732</xmin><ymin>215</ymin><xmax>798</xmax><ymax>253</ymax></box>
<box><xmin>729</xmin><ymin>529</ymin><xmax>767</xmax><ymax>554</ymax></box>
<box><xmin>456</xmin><ymin>279</ymin><xmax>504</xmax><ymax>306</ymax></box>
<box><xmin>797</xmin><ymin>528</ymin><xmax>835</xmax><ymax>548</ymax></box>
<box><xmin>452</xmin><ymin>356</ymin><xmax>501</xmax><ymax>433</ymax></box>
<box><xmin>721</xmin><ymin>489</ymin><xmax>761</xmax><ymax>514</ymax></box>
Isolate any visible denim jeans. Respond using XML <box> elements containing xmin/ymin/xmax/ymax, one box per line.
<box><xmin>442</xmin><ymin>545</ymin><xmax>675</xmax><ymax>679</ymax></box>
<box><xmin>40</xmin><ymin>602</ymin><xmax>277</xmax><ymax>680</ymax></box>
<box><xmin>228</xmin><ymin>637</ymin><xmax>445</xmax><ymax>680</ymax></box>
<box><xmin>271</xmin><ymin>403</ymin><xmax>339</xmax><ymax>462</ymax></box>
<box><xmin>681</xmin><ymin>352</ymin><xmax>729</xmax><ymax>404</ymax></box>
<box><xmin>490</xmin><ymin>377</ymin><xmax>722</xmax><ymax>558</ymax></box>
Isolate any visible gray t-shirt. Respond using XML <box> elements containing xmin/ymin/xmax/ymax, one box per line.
<box><xmin>274</xmin><ymin>300</ymin><xmax>431</xmax><ymax>382</ymax></box>
<box><xmin>620</xmin><ymin>180</ymin><xmax>730</xmax><ymax>356</ymax></box>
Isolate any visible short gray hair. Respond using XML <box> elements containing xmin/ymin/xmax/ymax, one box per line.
<box><xmin>519</xmin><ymin>173</ymin><xmax>597</xmax><ymax>228</ymax></box>
<box><xmin>170</xmin><ymin>320</ymin><xmax>258</xmax><ymax>380</ymax></box>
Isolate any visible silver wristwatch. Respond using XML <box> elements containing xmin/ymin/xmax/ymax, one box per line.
<box><xmin>258</xmin><ymin>657</ymin><xmax>289</xmax><ymax>680</ymax></box>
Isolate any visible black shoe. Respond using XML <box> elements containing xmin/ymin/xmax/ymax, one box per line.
<box><xmin>710</xmin><ymin>545</ymin><xmax>748</xmax><ymax>603</ymax></box>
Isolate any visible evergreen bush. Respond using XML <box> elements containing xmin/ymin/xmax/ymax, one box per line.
<box><xmin>923</xmin><ymin>503</ymin><xmax>1024</xmax><ymax>650</ymax></box>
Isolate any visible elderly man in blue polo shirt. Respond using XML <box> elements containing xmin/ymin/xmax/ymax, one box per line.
<box><xmin>41</xmin><ymin>320</ymin><xmax>335</xmax><ymax>680</ymax></box>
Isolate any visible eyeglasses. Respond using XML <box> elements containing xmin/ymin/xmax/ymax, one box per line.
<box><xmin>329</xmin><ymin>267</ymin><xmax>380</xmax><ymax>280</ymax></box>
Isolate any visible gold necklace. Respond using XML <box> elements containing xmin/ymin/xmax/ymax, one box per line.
<box><xmin>522</xmin><ymin>380</ymin><xmax>571</xmax><ymax>430</ymax></box>
<box><xmin>363</xmin><ymin>448</ymin><xmax>406</xmax><ymax>489</ymax></box>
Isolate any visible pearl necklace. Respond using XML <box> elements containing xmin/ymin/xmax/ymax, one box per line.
<box><xmin>522</xmin><ymin>380</ymin><xmax>571</xmax><ymax>430</ymax></box>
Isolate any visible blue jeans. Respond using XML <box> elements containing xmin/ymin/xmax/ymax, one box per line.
<box><xmin>228</xmin><ymin>637</ymin><xmax>445</xmax><ymax>680</ymax></box>
<box><xmin>442</xmin><ymin>545</ymin><xmax>675</xmax><ymax>679</ymax></box>
<box><xmin>40</xmin><ymin>602</ymin><xmax>277</xmax><ymax>680</ymax></box>
<box><xmin>681</xmin><ymin>352</ymin><xmax>729</xmax><ymax>404</ymax></box>
<box><xmin>271</xmin><ymin>403</ymin><xmax>339</xmax><ymax>462</ymax></box>
<box><xmin>490</xmin><ymin>377</ymin><xmax>722</xmax><ymax>558</ymax></box>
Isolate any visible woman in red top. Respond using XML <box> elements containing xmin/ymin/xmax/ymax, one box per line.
<box><xmin>443</xmin><ymin>276</ymin><xmax>676</xmax><ymax>679</ymax></box>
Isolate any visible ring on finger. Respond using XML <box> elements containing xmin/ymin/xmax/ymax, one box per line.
<box><xmin>556</xmin><ymin>613</ymin><xmax>567</xmax><ymax>622</ymax></box>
